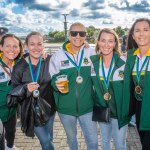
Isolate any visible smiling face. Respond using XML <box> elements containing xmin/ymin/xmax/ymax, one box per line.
<box><xmin>1</xmin><ymin>37</ymin><xmax>20</xmax><ymax>61</ymax></box>
<box><xmin>27</xmin><ymin>34</ymin><xmax>44</xmax><ymax>60</ymax></box>
<box><xmin>98</xmin><ymin>32</ymin><xmax>116</xmax><ymax>56</ymax></box>
<box><xmin>69</xmin><ymin>24</ymin><xmax>86</xmax><ymax>52</ymax></box>
<box><xmin>132</xmin><ymin>21</ymin><xmax>150</xmax><ymax>49</ymax></box>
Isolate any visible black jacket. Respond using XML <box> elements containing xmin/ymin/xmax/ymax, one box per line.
<box><xmin>11</xmin><ymin>55</ymin><xmax>56</xmax><ymax>137</ymax></box>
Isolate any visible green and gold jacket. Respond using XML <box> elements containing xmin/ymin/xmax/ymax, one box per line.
<box><xmin>91</xmin><ymin>53</ymin><xmax>131</xmax><ymax>128</ymax></box>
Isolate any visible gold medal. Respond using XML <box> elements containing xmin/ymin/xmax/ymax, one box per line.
<box><xmin>135</xmin><ymin>85</ymin><xmax>142</xmax><ymax>94</ymax></box>
<box><xmin>33</xmin><ymin>90</ymin><xmax>39</xmax><ymax>98</ymax></box>
<box><xmin>103</xmin><ymin>92</ymin><xmax>111</xmax><ymax>101</ymax></box>
<box><xmin>76</xmin><ymin>76</ymin><xmax>83</xmax><ymax>84</ymax></box>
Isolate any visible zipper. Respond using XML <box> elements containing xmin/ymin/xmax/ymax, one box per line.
<box><xmin>76</xmin><ymin>71</ymin><xmax>79</xmax><ymax>115</ymax></box>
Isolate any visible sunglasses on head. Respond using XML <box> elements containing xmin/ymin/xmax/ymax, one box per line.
<box><xmin>70</xmin><ymin>31</ymin><xmax>86</xmax><ymax>37</ymax></box>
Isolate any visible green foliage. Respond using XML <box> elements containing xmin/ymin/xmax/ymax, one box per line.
<box><xmin>86</xmin><ymin>26</ymin><xmax>96</xmax><ymax>43</ymax></box>
<box><xmin>113</xmin><ymin>26</ymin><xmax>125</xmax><ymax>37</ymax></box>
<box><xmin>47</xmin><ymin>26</ymin><xmax>126</xmax><ymax>43</ymax></box>
<box><xmin>54</xmin><ymin>31</ymin><xmax>65</xmax><ymax>42</ymax></box>
<box><xmin>48</xmin><ymin>31</ymin><xmax>65</xmax><ymax>42</ymax></box>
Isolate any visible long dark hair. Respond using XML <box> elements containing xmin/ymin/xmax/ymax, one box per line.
<box><xmin>0</xmin><ymin>34</ymin><xmax>23</xmax><ymax>59</ymax></box>
<box><xmin>126</xmin><ymin>18</ymin><xmax>150</xmax><ymax>50</ymax></box>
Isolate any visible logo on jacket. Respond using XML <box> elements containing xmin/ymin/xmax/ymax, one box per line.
<box><xmin>118</xmin><ymin>70</ymin><xmax>124</xmax><ymax>78</ymax></box>
<box><xmin>61</xmin><ymin>60</ymin><xmax>69</xmax><ymax>67</ymax></box>
<box><xmin>83</xmin><ymin>57</ymin><xmax>89</xmax><ymax>65</ymax></box>
<box><xmin>0</xmin><ymin>72</ymin><xmax>5</xmax><ymax>79</ymax></box>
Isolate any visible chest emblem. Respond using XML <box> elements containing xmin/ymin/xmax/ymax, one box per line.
<box><xmin>118</xmin><ymin>70</ymin><xmax>124</xmax><ymax>78</ymax></box>
<box><xmin>0</xmin><ymin>72</ymin><xmax>5</xmax><ymax>79</ymax></box>
<box><xmin>61</xmin><ymin>60</ymin><xmax>69</xmax><ymax>67</ymax></box>
<box><xmin>83</xmin><ymin>57</ymin><xmax>89</xmax><ymax>65</ymax></box>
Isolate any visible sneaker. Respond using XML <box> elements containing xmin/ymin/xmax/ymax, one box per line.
<box><xmin>5</xmin><ymin>145</ymin><xmax>19</xmax><ymax>150</ymax></box>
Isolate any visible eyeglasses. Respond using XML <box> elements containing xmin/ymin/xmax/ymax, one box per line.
<box><xmin>70</xmin><ymin>31</ymin><xmax>86</xmax><ymax>37</ymax></box>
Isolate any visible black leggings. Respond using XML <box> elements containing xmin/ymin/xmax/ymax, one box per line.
<box><xmin>137</xmin><ymin>130</ymin><xmax>150</xmax><ymax>150</ymax></box>
<box><xmin>3</xmin><ymin>114</ymin><xmax>17</xmax><ymax>148</ymax></box>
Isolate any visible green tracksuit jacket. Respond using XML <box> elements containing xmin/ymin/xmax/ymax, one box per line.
<box><xmin>124</xmin><ymin>49</ymin><xmax>150</xmax><ymax>130</ymax></box>
<box><xmin>49</xmin><ymin>41</ymin><xmax>96</xmax><ymax>116</ymax></box>
<box><xmin>90</xmin><ymin>53</ymin><xmax>131</xmax><ymax>128</ymax></box>
<box><xmin>0</xmin><ymin>58</ymin><xmax>17</xmax><ymax>122</ymax></box>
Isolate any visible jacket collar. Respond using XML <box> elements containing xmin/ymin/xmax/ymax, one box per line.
<box><xmin>91</xmin><ymin>53</ymin><xmax>125</xmax><ymax>78</ymax></box>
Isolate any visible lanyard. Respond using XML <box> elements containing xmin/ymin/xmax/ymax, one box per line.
<box><xmin>100</xmin><ymin>55</ymin><xmax>114</xmax><ymax>90</ymax></box>
<box><xmin>136</xmin><ymin>56</ymin><xmax>149</xmax><ymax>83</ymax></box>
<box><xmin>28</xmin><ymin>56</ymin><xmax>42</xmax><ymax>82</ymax></box>
<box><xmin>65</xmin><ymin>49</ymin><xmax>84</xmax><ymax>73</ymax></box>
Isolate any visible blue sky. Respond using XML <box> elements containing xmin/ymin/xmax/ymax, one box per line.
<box><xmin>0</xmin><ymin>0</ymin><xmax>150</xmax><ymax>36</ymax></box>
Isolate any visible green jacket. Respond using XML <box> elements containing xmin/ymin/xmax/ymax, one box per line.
<box><xmin>0</xmin><ymin>58</ymin><xmax>17</xmax><ymax>122</ymax></box>
<box><xmin>90</xmin><ymin>53</ymin><xmax>131</xmax><ymax>128</ymax></box>
<box><xmin>124</xmin><ymin>49</ymin><xmax>150</xmax><ymax>130</ymax></box>
<box><xmin>50</xmin><ymin>41</ymin><xmax>96</xmax><ymax>116</ymax></box>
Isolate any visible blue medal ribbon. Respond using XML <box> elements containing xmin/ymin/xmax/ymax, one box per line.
<box><xmin>136</xmin><ymin>56</ymin><xmax>149</xmax><ymax>83</ymax></box>
<box><xmin>65</xmin><ymin>49</ymin><xmax>84</xmax><ymax>73</ymax></box>
<box><xmin>28</xmin><ymin>56</ymin><xmax>42</xmax><ymax>82</ymax></box>
<box><xmin>100</xmin><ymin>55</ymin><xmax>114</xmax><ymax>90</ymax></box>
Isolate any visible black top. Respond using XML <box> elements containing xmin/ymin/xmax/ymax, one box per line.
<box><xmin>11</xmin><ymin>55</ymin><xmax>56</xmax><ymax>137</ymax></box>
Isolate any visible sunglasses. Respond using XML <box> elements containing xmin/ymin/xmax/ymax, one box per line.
<box><xmin>70</xmin><ymin>31</ymin><xmax>86</xmax><ymax>37</ymax></box>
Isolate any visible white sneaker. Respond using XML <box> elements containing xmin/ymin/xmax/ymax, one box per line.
<box><xmin>5</xmin><ymin>145</ymin><xmax>19</xmax><ymax>150</ymax></box>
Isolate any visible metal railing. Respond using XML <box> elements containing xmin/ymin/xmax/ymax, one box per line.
<box><xmin>44</xmin><ymin>44</ymin><xmax>61</xmax><ymax>55</ymax></box>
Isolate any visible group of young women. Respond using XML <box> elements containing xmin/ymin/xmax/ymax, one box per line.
<box><xmin>0</xmin><ymin>17</ymin><xmax>150</xmax><ymax>150</ymax></box>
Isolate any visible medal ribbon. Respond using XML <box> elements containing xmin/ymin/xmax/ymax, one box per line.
<box><xmin>136</xmin><ymin>56</ymin><xmax>149</xmax><ymax>83</ymax></box>
<box><xmin>28</xmin><ymin>56</ymin><xmax>42</xmax><ymax>82</ymax></box>
<box><xmin>100</xmin><ymin>55</ymin><xmax>114</xmax><ymax>90</ymax></box>
<box><xmin>65</xmin><ymin>49</ymin><xmax>84</xmax><ymax>73</ymax></box>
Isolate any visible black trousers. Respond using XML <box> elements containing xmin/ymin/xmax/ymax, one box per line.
<box><xmin>135</xmin><ymin>101</ymin><xmax>150</xmax><ymax>150</ymax></box>
<box><xmin>3</xmin><ymin>114</ymin><xmax>17</xmax><ymax>148</ymax></box>
<box><xmin>137</xmin><ymin>130</ymin><xmax>150</xmax><ymax>150</ymax></box>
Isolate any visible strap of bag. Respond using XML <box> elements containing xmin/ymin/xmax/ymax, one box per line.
<box><xmin>0</xmin><ymin>63</ymin><xmax>11</xmax><ymax>77</ymax></box>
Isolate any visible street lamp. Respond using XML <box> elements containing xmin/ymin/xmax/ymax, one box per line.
<box><xmin>62</xmin><ymin>14</ymin><xmax>69</xmax><ymax>42</ymax></box>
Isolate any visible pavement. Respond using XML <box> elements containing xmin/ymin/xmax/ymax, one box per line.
<box><xmin>14</xmin><ymin>113</ymin><xmax>142</xmax><ymax>150</ymax></box>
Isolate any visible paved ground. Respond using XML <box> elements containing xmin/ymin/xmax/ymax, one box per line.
<box><xmin>14</xmin><ymin>113</ymin><xmax>142</xmax><ymax>150</ymax></box>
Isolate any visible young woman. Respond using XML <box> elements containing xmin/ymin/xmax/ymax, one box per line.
<box><xmin>90</xmin><ymin>28</ymin><xmax>130</xmax><ymax>150</ymax></box>
<box><xmin>0</xmin><ymin>34</ymin><xmax>23</xmax><ymax>150</ymax></box>
<box><xmin>125</xmin><ymin>18</ymin><xmax>150</xmax><ymax>150</ymax></box>
<box><xmin>11</xmin><ymin>32</ymin><xmax>56</xmax><ymax>150</ymax></box>
<box><xmin>50</xmin><ymin>22</ymin><xmax>98</xmax><ymax>150</ymax></box>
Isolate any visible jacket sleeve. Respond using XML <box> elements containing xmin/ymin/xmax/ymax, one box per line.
<box><xmin>11</xmin><ymin>64</ymin><xmax>23</xmax><ymax>88</ymax></box>
<box><xmin>11</xmin><ymin>62</ymin><xmax>31</xmax><ymax>97</ymax></box>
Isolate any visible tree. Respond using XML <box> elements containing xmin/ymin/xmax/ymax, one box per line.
<box><xmin>86</xmin><ymin>26</ymin><xmax>96</xmax><ymax>43</ymax></box>
<box><xmin>113</xmin><ymin>26</ymin><xmax>125</xmax><ymax>37</ymax></box>
<box><xmin>53</xmin><ymin>31</ymin><xmax>65</xmax><ymax>42</ymax></box>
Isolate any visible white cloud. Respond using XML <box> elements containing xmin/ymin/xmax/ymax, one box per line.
<box><xmin>0</xmin><ymin>0</ymin><xmax>150</xmax><ymax>36</ymax></box>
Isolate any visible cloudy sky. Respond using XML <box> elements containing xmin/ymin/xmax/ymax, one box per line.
<box><xmin>0</xmin><ymin>0</ymin><xmax>150</xmax><ymax>36</ymax></box>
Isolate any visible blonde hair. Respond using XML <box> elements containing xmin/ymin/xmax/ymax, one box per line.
<box><xmin>95</xmin><ymin>28</ymin><xmax>120</xmax><ymax>54</ymax></box>
<box><xmin>69</xmin><ymin>22</ymin><xmax>87</xmax><ymax>32</ymax></box>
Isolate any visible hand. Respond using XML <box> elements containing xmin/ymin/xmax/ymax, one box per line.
<box><xmin>42</xmin><ymin>52</ymin><xmax>48</xmax><ymax>60</ymax></box>
<box><xmin>55</xmin><ymin>81</ymin><xmax>65</xmax><ymax>93</ymax></box>
<box><xmin>27</xmin><ymin>82</ymin><xmax>40</xmax><ymax>92</ymax></box>
<box><xmin>84</xmin><ymin>41</ymin><xmax>90</xmax><ymax>48</ymax></box>
<box><xmin>121</xmin><ymin>51</ymin><xmax>127</xmax><ymax>58</ymax></box>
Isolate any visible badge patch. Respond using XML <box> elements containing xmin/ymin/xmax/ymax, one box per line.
<box><xmin>0</xmin><ymin>72</ymin><xmax>5</xmax><ymax>79</ymax></box>
<box><xmin>83</xmin><ymin>57</ymin><xmax>89</xmax><ymax>65</ymax></box>
<box><xmin>61</xmin><ymin>60</ymin><xmax>69</xmax><ymax>67</ymax></box>
<box><xmin>118</xmin><ymin>70</ymin><xmax>124</xmax><ymax>78</ymax></box>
